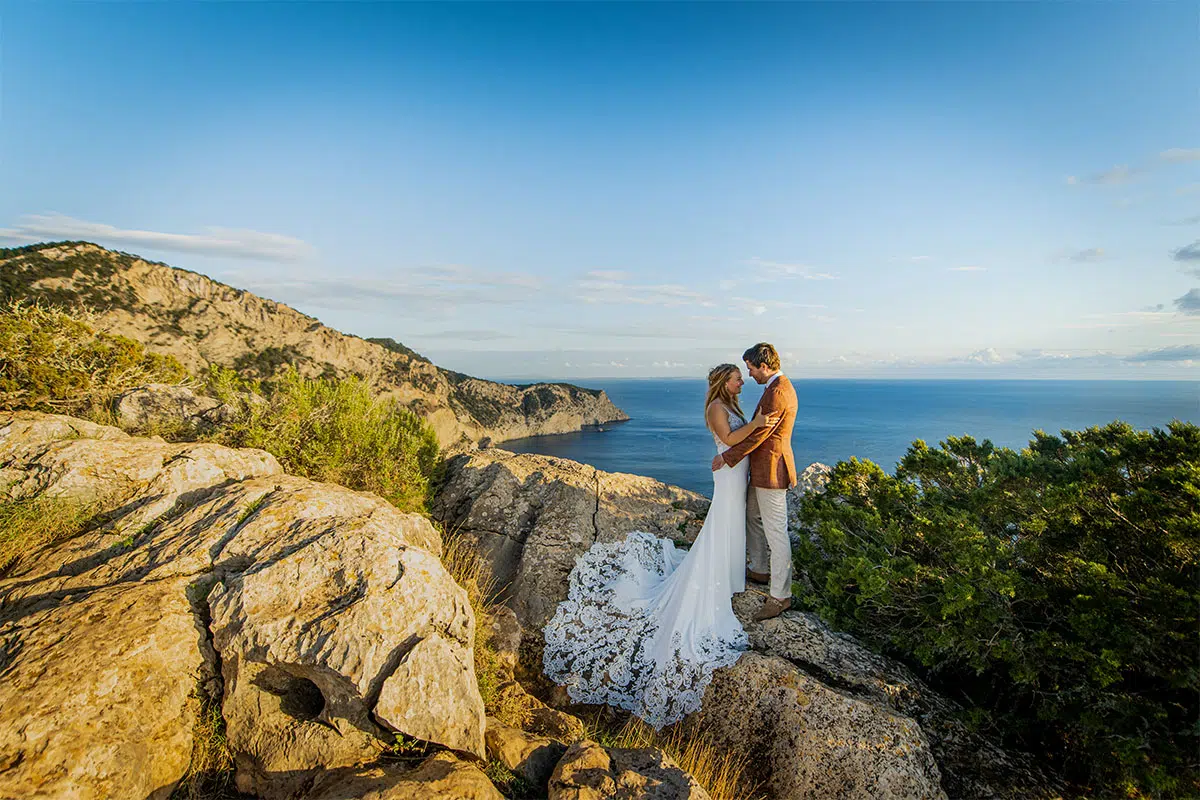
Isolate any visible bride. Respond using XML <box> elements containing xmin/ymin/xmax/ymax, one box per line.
<box><xmin>542</xmin><ymin>364</ymin><xmax>772</xmax><ymax>728</ymax></box>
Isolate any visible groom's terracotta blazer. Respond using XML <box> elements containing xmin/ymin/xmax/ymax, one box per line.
<box><xmin>721</xmin><ymin>374</ymin><xmax>798</xmax><ymax>489</ymax></box>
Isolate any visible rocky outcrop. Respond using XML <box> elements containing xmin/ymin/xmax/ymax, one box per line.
<box><xmin>113</xmin><ymin>382</ymin><xmax>237</xmax><ymax>433</ymax></box>
<box><xmin>548</xmin><ymin>740</ymin><xmax>712</xmax><ymax>800</ymax></box>
<box><xmin>486</xmin><ymin>717</ymin><xmax>568</xmax><ymax>788</ymax></box>
<box><xmin>307</xmin><ymin>753</ymin><xmax>505</xmax><ymax>800</ymax></box>
<box><xmin>787</xmin><ymin>461</ymin><xmax>832</xmax><ymax>541</ymax></box>
<box><xmin>432</xmin><ymin>449</ymin><xmax>711</xmax><ymax>630</ymax></box>
<box><xmin>1</xmin><ymin>242</ymin><xmax>628</xmax><ymax>450</ymax></box>
<box><xmin>700</xmin><ymin>652</ymin><xmax>945</xmax><ymax>799</ymax></box>
<box><xmin>436</xmin><ymin>449</ymin><xmax>1064</xmax><ymax>800</ymax></box>
<box><xmin>0</xmin><ymin>411</ymin><xmax>485</xmax><ymax>800</ymax></box>
<box><xmin>729</xmin><ymin>593</ymin><xmax>1062</xmax><ymax>799</ymax></box>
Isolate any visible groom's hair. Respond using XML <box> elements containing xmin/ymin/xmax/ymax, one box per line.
<box><xmin>743</xmin><ymin>342</ymin><xmax>780</xmax><ymax>370</ymax></box>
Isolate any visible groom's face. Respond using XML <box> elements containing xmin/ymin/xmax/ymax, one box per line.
<box><xmin>745</xmin><ymin>360</ymin><xmax>769</xmax><ymax>384</ymax></box>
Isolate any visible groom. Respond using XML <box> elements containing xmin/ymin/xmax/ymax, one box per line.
<box><xmin>710</xmin><ymin>342</ymin><xmax>798</xmax><ymax>621</ymax></box>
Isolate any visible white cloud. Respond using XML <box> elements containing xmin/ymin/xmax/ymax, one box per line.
<box><xmin>1126</xmin><ymin>344</ymin><xmax>1199</xmax><ymax>362</ymax></box>
<box><xmin>1066</xmin><ymin>165</ymin><xmax>1136</xmax><ymax>186</ymax></box>
<box><xmin>963</xmin><ymin>348</ymin><xmax>1007</xmax><ymax>364</ymax></box>
<box><xmin>1063</xmin><ymin>247</ymin><xmax>1105</xmax><ymax>263</ymax></box>
<box><xmin>949</xmin><ymin>266</ymin><xmax>987</xmax><ymax>272</ymax></box>
<box><xmin>1175</xmin><ymin>183</ymin><xmax>1200</xmax><ymax>196</ymax></box>
<box><xmin>1064</xmin><ymin>310</ymin><xmax>1181</xmax><ymax>329</ymax></box>
<box><xmin>1160</xmin><ymin>148</ymin><xmax>1200</xmax><ymax>163</ymax></box>
<box><xmin>746</xmin><ymin>257</ymin><xmax>837</xmax><ymax>282</ymax></box>
<box><xmin>0</xmin><ymin>213</ymin><xmax>314</xmax><ymax>262</ymax></box>
<box><xmin>575</xmin><ymin>272</ymin><xmax>714</xmax><ymax>308</ymax></box>
<box><xmin>730</xmin><ymin>297</ymin><xmax>826</xmax><ymax>317</ymax></box>
<box><xmin>238</xmin><ymin>264</ymin><xmax>544</xmax><ymax>312</ymax></box>
<box><xmin>587</xmin><ymin>269</ymin><xmax>631</xmax><ymax>281</ymax></box>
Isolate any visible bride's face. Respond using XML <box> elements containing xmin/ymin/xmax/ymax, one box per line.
<box><xmin>724</xmin><ymin>371</ymin><xmax>744</xmax><ymax>395</ymax></box>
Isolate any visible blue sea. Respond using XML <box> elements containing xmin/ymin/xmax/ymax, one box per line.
<box><xmin>501</xmin><ymin>380</ymin><xmax>1199</xmax><ymax>496</ymax></box>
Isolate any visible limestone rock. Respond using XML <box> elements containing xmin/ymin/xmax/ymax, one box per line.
<box><xmin>0</xmin><ymin>411</ymin><xmax>486</xmax><ymax>800</ymax></box>
<box><xmin>786</xmin><ymin>461</ymin><xmax>832</xmax><ymax>544</ymax></box>
<box><xmin>485</xmin><ymin>605</ymin><xmax>523</xmax><ymax>678</ymax></box>
<box><xmin>307</xmin><ymin>752</ymin><xmax>505</xmax><ymax>800</ymax></box>
<box><xmin>699</xmin><ymin>652</ymin><xmax>945</xmax><ymax>800</ymax></box>
<box><xmin>113</xmin><ymin>383</ymin><xmax>237</xmax><ymax>433</ymax></box>
<box><xmin>548</xmin><ymin>740</ymin><xmax>712</xmax><ymax>800</ymax></box>
<box><xmin>432</xmin><ymin>449</ymin><xmax>710</xmax><ymax>629</ymax></box>
<box><xmin>486</xmin><ymin>716</ymin><xmax>567</xmax><ymax>788</ymax></box>
<box><xmin>3</xmin><ymin>242</ymin><xmax>629</xmax><ymax>450</ymax></box>
<box><xmin>493</xmin><ymin>679</ymin><xmax>586</xmax><ymax>743</ymax></box>
<box><xmin>732</xmin><ymin>594</ymin><xmax>1062</xmax><ymax>798</ymax></box>
<box><xmin>0</xmin><ymin>576</ymin><xmax>204</xmax><ymax>800</ymax></box>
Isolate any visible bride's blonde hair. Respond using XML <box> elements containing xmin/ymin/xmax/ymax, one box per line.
<box><xmin>705</xmin><ymin>364</ymin><xmax>746</xmax><ymax>430</ymax></box>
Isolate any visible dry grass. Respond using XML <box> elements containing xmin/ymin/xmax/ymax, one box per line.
<box><xmin>170</xmin><ymin>683</ymin><xmax>238</xmax><ymax>800</ymax></box>
<box><xmin>0</xmin><ymin>494</ymin><xmax>106</xmax><ymax>576</ymax></box>
<box><xmin>437</xmin><ymin>525</ymin><xmax>534</xmax><ymax>726</ymax></box>
<box><xmin>603</xmin><ymin>716</ymin><xmax>762</xmax><ymax>800</ymax></box>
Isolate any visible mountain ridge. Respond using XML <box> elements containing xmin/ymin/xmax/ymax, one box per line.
<box><xmin>0</xmin><ymin>241</ymin><xmax>628</xmax><ymax>449</ymax></box>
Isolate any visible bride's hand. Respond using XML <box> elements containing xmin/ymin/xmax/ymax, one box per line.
<box><xmin>752</xmin><ymin>410</ymin><xmax>770</xmax><ymax>428</ymax></box>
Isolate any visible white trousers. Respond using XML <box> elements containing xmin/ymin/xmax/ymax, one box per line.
<box><xmin>746</xmin><ymin>486</ymin><xmax>792</xmax><ymax>599</ymax></box>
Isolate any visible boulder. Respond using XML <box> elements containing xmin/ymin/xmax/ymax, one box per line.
<box><xmin>485</xmin><ymin>605</ymin><xmax>523</xmax><ymax>678</ymax></box>
<box><xmin>786</xmin><ymin>461</ymin><xmax>832</xmax><ymax>543</ymax></box>
<box><xmin>0</xmin><ymin>576</ymin><xmax>205</xmax><ymax>800</ymax></box>
<box><xmin>112</xmin><ymin>383</ymin><xmax>241</xmax><ymax>434</ymax></box>
<box><xmin>547</xmin><ymin>740</ymin><xmax>711</xmax><ymax>800</ymax></box>
<box><xmin>732</xmin><ymin>594</ymin><xmax>1062</xmax><ymax>798</ymax></box>
<box><xmin>307</xmin><ymin>752</ymin><xmax>505</xmax><ymax>800</ymax></box>
<box><xmin>432</xmin><ymin>449</ymin><xmax>710</xmax><ymax>630</ymax></box>
<box><xmin>492</xmin><ymin>679</ymin><xmax>587</xmax><ymax>743</ymax></box>
<box><xmin>486</xmin><ymin>716</ymin><xmax>567</xmax><ymax>788</ymax></box>
<box><xmin>0</xmin><ymin>411</ymin><xmax>485</xmax><ymax>800</ymax></box>
<box><xmin>699</xmin><ymin>652</ymin><xmax>945</xmax><ymax>800</ymax></box>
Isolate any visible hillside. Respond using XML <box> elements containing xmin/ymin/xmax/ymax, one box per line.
<box><xmin>0</xmin><ymin>241</ymin><xmax>628</xmax><ymax>449</ymax></box>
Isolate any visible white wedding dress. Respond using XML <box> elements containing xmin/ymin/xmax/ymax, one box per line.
<box><xmin>542</xmin><ymin>406</ymin><xmax>751</xmax><ymax>729</ymax></box>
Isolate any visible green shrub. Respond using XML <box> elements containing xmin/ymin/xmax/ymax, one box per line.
<box><xmin>0</xmin><ymin>300</ymin><xmax>187</xmax><ymax>416</ymax></box>
<box><xmin>213</xmin><ymin>367</ymin><xmax>439</xmax><ymax>513</ymax></box>
<box><xmin>794</xmin><ymin>421</ymin><xmax>1200</xmax><ymax>797</ymax></box>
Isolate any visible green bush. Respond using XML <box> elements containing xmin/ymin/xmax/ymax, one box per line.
<box><xmin>795</xmin><ymin>421</ymin><xmax>1199</xmax><ymax>797</ymax></box>
<box><xmin>212</xmin><ymin>367</ymin><xmax>440</xmax><ymax>513</ymax></box>
<box><xmin>0</xmin><ymin>300</ymin><xmax>187</xmax><ymax>416</ymax></box>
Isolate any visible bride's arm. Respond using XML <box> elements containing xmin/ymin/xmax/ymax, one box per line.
<box><xmin>706</xmin><ymin>403</ymin><xmax>770</xmax><ymax>446</ymax></box>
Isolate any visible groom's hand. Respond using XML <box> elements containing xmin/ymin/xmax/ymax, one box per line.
<box><xmin>711</xmin><ymin>454</ymin><xmax>725</xmax><ymax>472</ymax></box>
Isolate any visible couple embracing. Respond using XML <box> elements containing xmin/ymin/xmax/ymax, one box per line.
<box><xmin>543</xmin><ymin>342</ymin><xmax>799</xmax><ymax>729</ymax></box>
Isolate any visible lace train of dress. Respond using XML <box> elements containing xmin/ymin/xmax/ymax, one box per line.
<box><xmin>542</xmin><ymin>408</ymin><xmax>751</xmax><ymax>729</ymax></box>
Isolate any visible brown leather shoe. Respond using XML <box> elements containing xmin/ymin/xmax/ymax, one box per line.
<box><xmin>746</xmin><ymin>569</ymin><xmax>770</xmax><ymax>585</ymax></box>
<box><xmin>753</xmin><ymin>596</ymin><xmax>792</xmax><ymax>621</ymax></box>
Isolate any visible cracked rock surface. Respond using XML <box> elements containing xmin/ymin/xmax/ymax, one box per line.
<box><xmin>431</xmin><ymin>449</ymin><xmax>711</xmax><ymax>630</ymax></box>
<box><xmin>0</xmin><ymin>411</ymin><xmax>484</xmax><ymax>800</ymax></box>
<box><xmin>727</xmin><ymin>593</ymin><xmax>1062</xmax><ymax>799</ymax></box>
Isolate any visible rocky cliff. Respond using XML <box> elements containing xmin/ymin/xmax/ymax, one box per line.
<box><xmin>0</xmin><ymin>410</ymin><xmax>490</xmax><ymax>799</ymax></box>
<box><xmin>435</xmin><ymin>449</ymin><xmax>1066</xmax><ymax>800</ymax></box>
<box><xmin>0</xmin><ymin>413</ymin><xmax>728</xmax><ymax>800</ymax></box>
<box><xmin>0</xmin><ymin>241</ymin><xmax>628</xmax><ymax>450</ymax></box>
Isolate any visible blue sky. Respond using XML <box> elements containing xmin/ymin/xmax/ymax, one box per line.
<box><xmin>2</xmin><ymin>1</ymin><xmax>1198</xmax><ymax>379</ymax></box>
